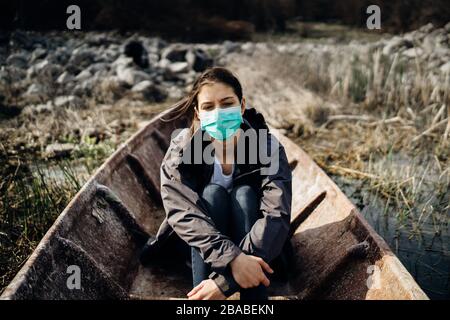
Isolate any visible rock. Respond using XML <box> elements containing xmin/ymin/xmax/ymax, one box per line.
<box><xmin>45</xmin><ymin>143</ymin><xmax>75</xmax><ymax>158</ymax></box>
<box><xmin>166</xmin><ymin>86</ymin><xmax>185</xmax><ymax>100</ymax></box>
<box><xmin>382</xmin><ymin>36</ymin><xmax>413</xmax><ymax>56</ymax></box>
<box><xmin>157</xmin><ymin>58</ymin><xmax>172</xmax><ymax>69</ymax></box>
<box><xmin>69</xmin><ymin>47</ymin><xmax>96</xmax><ymax>68</ymax></box>
<box><xmin>53</xmin><ymin>95</ymin><xmax>83</xmax><ymax>108</ymax></box>
<box><xmin>402</xmin><ymin>47</ymin><xmax>424</xmax><ymax>58</ymax></box>
<box><xmin>22</xmin><ymin>102</ymin><xmax>53</xmax><ymax>116</ymax></box>
<box><xmin>30</xmin><ymin>47</ymin><xmax>47</xmax><ymax>63</ymax></box>
<box><xmin>131</xmin><ymin>80</ymin><xmax>167</xmax><ymax>102</ymax></box>
<box><xmin>112</xmin><ymin>55</ymin><xmax>134</xmax><ymax>71</ymax></box>
<box><xmin>27</xmin><ymin>59</ymin><xmax>61</xmax><ymax>79</ymax></box>
<box><xmin>185</xmin><ymin>48</ymin><xmax>213</xmax><ymax>72</ymax></box>
<box><xmin>167</xmin><ymin>61</ymin><xmax>189</xmax><ymax>74</ymax></box>
<box><xmin>75</xmin><ymin>69</ymin><xmax>92</xmax><ymax>82</ymax></box>
<box><xmin>117</xmin><ymin>67</ymin><xmax>151</xmax><ymax>86</ymax></box>
<box><xmin>24</xmin><ymin>83</ymin><xmax>46</xmax><ymax>101</ymax></box>
<box><xmin>32</xmin><ymin>59</ymin><xmax>50</xmax><ymax>72</ymax></box>
<box><xmin>56</xmin><ymin>71</ymin><xmax>74</xmax><ymax>84</ymax></box>
<box><xmin>0</xmin><ymin>66</ymin><xmax>26</xmax><ymax>83</ymax></box>
<box><xmin>6</xmin><ymin>52</ymin><xmax>29</xmax><ymax>69</ymax></box>
<box><xmin>435</xmin><ymin>34</ymin><xmax>449</xmax><ymax>47</ymax></box>
<box><xmin>241</xmin><ymin>42</ymin><xmax>255</xmax><ymax>52</ymax></box>
<box><xmin>131</xmin><ymin>80</ymin><xmax>153</xmax><ymax>92</ymax></box>
<box><xmin>223</xmin><ymin>40</ymin><xmax>240</xmax><ymax>54</ymax></box>
<box><xmin>440</xmin><ymin>61</ymin><xmax>450</xmax><ymax>73</ymax></box>
<box><xmin>85</xmin><ymin>33</ymin><xmax>115</xmax><ymax>47</ymax></box>
<box><xmin>445</xmin><ymin>22</ymin><xmax>450</xmax><ymax>32</ymax></box>
<box><xmin>124</xmin><ymin>40</ymin><xmax>149</xmax><ymax>68</ymax></box>
<box><xmin>87</xmin><ymin>62</ymin><xmax>109</xmax><ymax>74</ymax></box>
<box><xmin>34</xmin><ymin>102</ymin><xmax>53</xmax><ymax>113</ymax></box>
<box><xmin>142</xmin><ymin>37</ymin><xmax>167</xmax><ymax>53</ymax></box>
<box><xmin>147</xmin><ymin>52</ymin><xmax>159</xmax><ymax>66</ymax></box>
<box><xmin>53</xmin><ymin>47</ymin><xmax>71</xmax><ymax>65</ymax></box>
<box><xmin>161</xmin><ymin>44</ymin><xmax>189</xmax><ymax>62</ymax></box>
<box><xmin>419</xmin><ymin>23</ymin><xmax>434</xmax><ymax>34</ymax></box>
<box><xmin>177</xmin><ymin>70</ymin><xmax>197</xmax><ymax>84</ymax></box>
<box><xmin>101</xmin><ymin>46</ymin><xmax>120</xmax><ymax>62</ymax></box>
<box><xmin>422</xmin><ymin>35</ymin><xmax>435</xmax><ymax>53</ymax></box>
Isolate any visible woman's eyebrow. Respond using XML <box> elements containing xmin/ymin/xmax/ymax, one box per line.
<box><xmin>200</xmin><ymin>101</ymin><xmax>213</xmax><ymax>108</ymax></box>
<box><xmin>200</xmin><ymin>96</ymin><xmax>235</xmax><ymax>108</ymax></box>
<box><xmin>220</xmin><ymin>96</ymin><xmax>236</xmax><ymax>102</ymax></box>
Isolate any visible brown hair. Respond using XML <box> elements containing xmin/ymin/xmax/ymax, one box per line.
<box><xmin>162</xmin><ymin>66</ymin><xmax>243</xmax><ymax>136</ymax></box>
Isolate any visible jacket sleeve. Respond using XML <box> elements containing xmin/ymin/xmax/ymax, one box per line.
<box><xmin>160</xmin><ymin>130</ymin><xmax>242</xmax><ymax>273</ymax></box>
<box><xmin>238</xmin><ymin>134</ymin><xmax>292</xmax><ymax>262</ymax></box>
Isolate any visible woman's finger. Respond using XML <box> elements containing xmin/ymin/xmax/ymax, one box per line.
<box><xmin>258</xmin><ymin>258</ymin><xmax>274</xmax><ymax>274</ymax></box>
<box><xmin>189</xmin><ymin>289</ymin><xmax>206</xmax><ymax>300</ymax></box>
<box><xmin>259</xmin><ymin>272</ymin><xmax>270</xmax><ymax>287</ymax></box>
<box><xmin>187</xmin><ymin>281</ymin><xmax>205</xmax><ymax>297</ymax></box>
<box><xmin>187</xmin><ymin>284</ymin><xmax>203</xmax><ymax>297</ymax></box>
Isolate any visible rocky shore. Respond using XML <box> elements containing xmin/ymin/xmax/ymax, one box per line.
<box><xmin>1</xmin><ymin>22</ymin><xmax>449</xmax><ymax>121</ymax></box>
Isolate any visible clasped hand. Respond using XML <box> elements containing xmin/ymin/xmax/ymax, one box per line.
<box><xmin>187</xmin><ymin>253</ymin><xmax>273</xmax><ymax>300</ymax></box>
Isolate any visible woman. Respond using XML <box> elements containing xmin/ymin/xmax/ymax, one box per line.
<box><xmin>140</xmin><ymin>67</ymin><xmax>292</xmax><ymax>300</ymax></box>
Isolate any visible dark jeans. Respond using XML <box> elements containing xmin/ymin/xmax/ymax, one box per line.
<box><xmin>191</xmin><ymin>183</ymin><xmax>268</xmax><ymax>300</ymax></box>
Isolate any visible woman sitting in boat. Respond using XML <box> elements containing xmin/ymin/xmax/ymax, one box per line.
<box><xmin>140</xmin><ymin>67</ymin><xmax>292</xmax><ymax>300</ymax></box>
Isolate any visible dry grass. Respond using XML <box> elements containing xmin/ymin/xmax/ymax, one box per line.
<box><xmin>226</xmin><ymin>39</ymin><xmax>449</xmax><ymax>237</ymax></box>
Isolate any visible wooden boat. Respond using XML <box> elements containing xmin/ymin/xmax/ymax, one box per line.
<box><xmin>1</xmin><ymin>104</ymin><xmax>428</xmax><ymax>300</ymax></box>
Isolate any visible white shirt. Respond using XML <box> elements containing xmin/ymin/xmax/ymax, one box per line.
<box><xmin>210</xmin><ymin>156</ymin><xmax>234</xmax><ymax>192</ymax></box>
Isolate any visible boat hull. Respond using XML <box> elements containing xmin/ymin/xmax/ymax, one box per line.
<box><xmin>1</xmin><ymin>105</ymin><xmax>428</xmax><ymax>300</ymax></box>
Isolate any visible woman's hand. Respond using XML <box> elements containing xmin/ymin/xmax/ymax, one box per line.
<box><xmin>229</xmin><ymin>253</ymin><xmax>273</xmax><ymax>289</ymax></box>
<box><xmin>187</xmin><ymin>279</ymin><xmax>226</xmax><ymax>300</ymax></box>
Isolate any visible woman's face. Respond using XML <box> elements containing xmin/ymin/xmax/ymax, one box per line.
<box><xmin>195</xmin><ymin>82</ymin><xmax>245</xmax><ymax>117</ymax></box>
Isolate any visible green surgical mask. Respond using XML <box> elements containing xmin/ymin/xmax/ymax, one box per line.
<box><xmin>199</xmin><ymin>105</ymin><xmax>243</xmax><ymax>140</ymax></box>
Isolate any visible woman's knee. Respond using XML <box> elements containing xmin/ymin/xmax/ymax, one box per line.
<box><xmin>231</xmin><ymin>184</ymin><xmax>256</xmax><ymax>201</ymax></box>
<box><xmin>201</xmin><ymin>183</ymin><xmax>230</xmax><ymax>232</ymax></box>
<box><xmin>230</xmin><ymin>185</ymin><xmax>258</xmax><ymax>217</ymax></box>
<box><xmin>202</xmin><ymin>183</ymin><xmax>229</xmax><ymax>202</ymax></box>
<box><xmin>231</xmin><ymin>185</ymin><xmax>257</xmax><ymax>206</ymax></box>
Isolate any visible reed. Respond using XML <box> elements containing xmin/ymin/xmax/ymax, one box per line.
<box><xmin>0</xmin><ymin>159</ymin><xmax>86</xmax><ymax>292</ymax></box>
<box><xmin>231</xmin><ymin>36</ymin><xmax>449</xmax><ymax>238</ymax></box>
<box><xmin>279</xmin><ymin>45</ymin><xmax>449</xmax><ymax>237</ymax></box>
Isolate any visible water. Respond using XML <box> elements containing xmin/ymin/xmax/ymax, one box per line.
<box><xmin>334</xmin><ymin>175</ymin><xmax>450</xmax><ymax>300</ymax></box>
<box><xmin>362</xmin><ymin>198</ymin><xmax>449</xmax><ymax>299</ymax></box>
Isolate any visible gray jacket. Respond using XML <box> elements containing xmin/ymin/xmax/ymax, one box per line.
<box><xmin>141</xmin><ymin>107</ymin><xmax>292</xmax><ymax>296</ymax></box>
